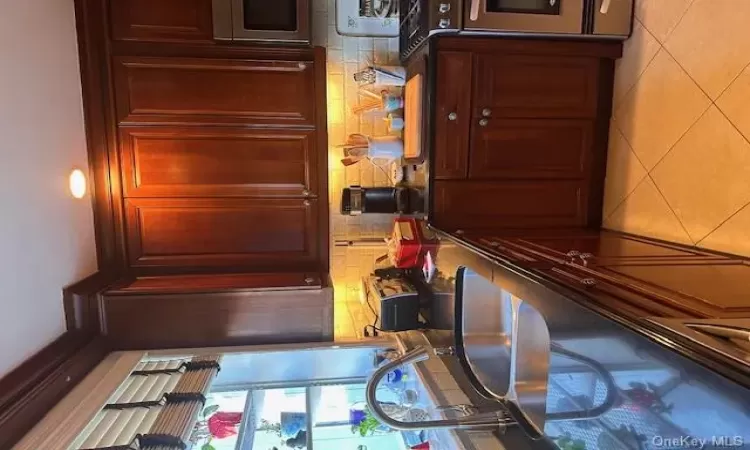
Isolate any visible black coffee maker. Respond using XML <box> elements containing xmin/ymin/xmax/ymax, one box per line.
<box><xmin>340</xmin><ymin>186</ymin><xmax>424</xmax><ymax>215</ymax></box>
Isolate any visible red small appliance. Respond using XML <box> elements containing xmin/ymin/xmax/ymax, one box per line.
<box><xmin>388</xmin><ymin>218</ymin><xmax>439</xmax><ymax>269</ymax></box>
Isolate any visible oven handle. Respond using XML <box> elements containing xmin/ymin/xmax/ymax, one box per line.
<box><xmin>470</xmin><ymin>0</ymin><xmax>481</xmax><ymax>21</ymax></box>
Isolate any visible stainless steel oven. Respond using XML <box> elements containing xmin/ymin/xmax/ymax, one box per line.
<box><xmin>213</xmin><ymin>0</ymin><xmax>311</xmax><ymax>44</ymax></box>
<box><xmin>399</xmin><ymin>0</ymin><xmax>633</xmax><ymax>62</ymax></box>
<box><xmin>467</xmin><ymin>0</ymin><xmax>584</xmax><ymax>34</ymax></box>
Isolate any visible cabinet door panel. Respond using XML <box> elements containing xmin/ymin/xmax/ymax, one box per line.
<box><xmin>496</xmin><ymin>231</ymin><xmax>723</xmax><ymax>265</ymax></box>
<box><xmin>599</xmin><ymin>262</ymin><xmax>750</xmax><ymax>318</ymax></box>
<box><xmin>113</xmin><ymin>57</ymin><xmax>315</xmax><ymax>126</ymax></box>
<box><xmin>120</xmin><ymin>127</ymin><xmax>316</xmax><ymax>197</ymax></box>
<box><xmin>470</xmin><ymin>119</ymin><xmax>593</xmax><ymax>179</ymax></box>
<box><xmin>474</xmin><ymin>54</ymin><xmax>599</xmax><ymax>118</ymax></box>
<box><xmin>540</xmin><ymin>267</ymin><xmax>687</xmax><ymax>318</ymax></box>
<box><xmin>125</xmin><ymin>198</ymin><xmax>318</xmax><ymax>269</ymax></box>
<box><xmin>434</xmin><ymin>52</ymin><xmax>472</xmax><ymax>179</ymax></box>
<box><xmin>110</xmin><ymin>0</ymin><xmax>213</xmax><ymax>43</ymax></box>
<box><xmin>432</xmin><ymin>180</ymin><xmax>588</xmax><ymax>230</ymax></box>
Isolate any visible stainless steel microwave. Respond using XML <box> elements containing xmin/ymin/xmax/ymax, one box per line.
<box><xmin>212</xmin><ymin>0</ymin><xmax>311</xmax><ymax>44</ymax></box>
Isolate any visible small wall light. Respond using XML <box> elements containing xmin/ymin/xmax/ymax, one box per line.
<box><xmin>69</xmin><ymin>169</ymin><xmax>87</xmax><ymax>199</ymax></box>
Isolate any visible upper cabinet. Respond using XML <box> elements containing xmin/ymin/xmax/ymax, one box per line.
<box><xmin>110</xmin><ymin>0</ymin><xmax>214</xmax><ymax>43</ymax></box>
<box><xmin>113</xmin><ymin>56</ymin><xmax>316</xmax><ymax>126</ymax></box>
<box><xmin>472</xmin><ymin>54</ymin><xmax>600</xmax><ymax>119</ymax></box>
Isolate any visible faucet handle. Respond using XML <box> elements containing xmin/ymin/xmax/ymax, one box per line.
<box><xmin>437</xmin><ymin>404</ymin><xmax>479</xmax><ymax>416</ymax></box>
<box><xmin>434</xmin><ymin>346</ymin><xmax>456</xmax><ymax>357</ymax></box>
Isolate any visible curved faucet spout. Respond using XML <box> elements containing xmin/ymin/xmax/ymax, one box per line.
<box><xmin>365</xmin><ymin>346</ymin><xmax>514</xmax><ymax>431</ymax></box>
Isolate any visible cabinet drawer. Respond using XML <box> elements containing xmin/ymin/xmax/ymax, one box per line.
<box><xmin>473</xmin><ymin>54</ymin><xmax>599</xmax><ymax>118</ymax></box>
<box><xmin>125</xmin><ymin>197</ymin><xmax>319</xmax><ymax>269</ymax></box>
<box><xmin>108</xmin><ymin>272</ymin><xmax>322</xmax><ymax>294</ymax></box>
<box><xmin>100</xmin><ymin>288</ymin><xmax>334</xmax><ymax>349</ymax></box>
<box><xmin>432</xmin><ymin>180</ymin><xmax>589</xmax><ymax>230</ymax></box>
<box><xmin>110</xmin><ymin>0</ymin><xmax>214</xmax><ymax>43</ymax></box>
<box><xmin>120</xmin><ymin>127</ymin><xmax>317</xmax><ymax>197</ymax></box>
<box><xmin>469</xmin><ymin>119</ymin><xmax>593</xmax><ymax>179</ymax></box>
<box><xmin>113</xmin><ymin>57</ymin><xmax>315</xmax><ymax>126</ymax></box>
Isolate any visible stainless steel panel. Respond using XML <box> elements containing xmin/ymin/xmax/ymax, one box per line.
<box><xmin>464</xmin><ymin>0</ymin><xmax>584</xmax><ymax>34</ymax></box>
<box><xmin>648</xmin><ymin>318</ymin><xmax>750</xmax><ymax>368</ymax></box>
<box><xmin>512</xmin><ymin>301</ymin><xmax>551</xmax><ymax>434</ymax></box>
<box><xmin>459</xmin><ymin>269</ymin><xmax>515</xmax><ymax>398</ymax></box>
<box><xmin>230</xmin><ymin>0</ymin><xmax>311</xmax><ymax>44</ymax></box>
<box><xmin>593</xmin><ymin>0</ymin><xmax>633</xmax><ymax>36</ymax></box>
<box><xmin>212</xmin><ymin>0</ymin><xmax>233</xmax><ymax>40</ymax></box>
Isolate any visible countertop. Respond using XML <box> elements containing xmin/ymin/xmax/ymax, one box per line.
<box><xmin>416</xmin><ymin>230</ymin><xmax>750</xmax><ymax>450</ymax></box>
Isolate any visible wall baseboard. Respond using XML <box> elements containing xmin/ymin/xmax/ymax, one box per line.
<box><xmin>0</xmin><ymin>332</ymin><xmax>109</xmax><ymax>449</ymax></box>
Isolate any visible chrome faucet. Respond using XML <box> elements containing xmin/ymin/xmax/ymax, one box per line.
<box><xmin>365</xmin><ymin>346</ymin><xmax>515</xmax><ymax>431</ymax></box>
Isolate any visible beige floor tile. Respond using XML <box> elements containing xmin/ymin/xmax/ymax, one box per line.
<box><xmin>652</xmin><ymin>106</ymin><xmax>750</xmax><ymax>242</ymax></box>
<box><xmin>665</xmin><ymin>0</ymin><xmax>750</xmax><ymax>100</ymax></box>
<box><xmin>699</xmin><ymin>203</ymin><xmax>750</xmax><ymax>257</ymax></box>
<box><xmin>635</xmin><ymin>0</ymin><xmax>694</xmax><ymax>43</ymax></box>
<box><xmin>604</xmin><ymin>177</ymin><xmax>693</xmax><ymax>245</ymax></box>
<box><xmin>613</xmin><ymin>19</ymin><xmax>662</xmax><ymax>107</ymax></box>
<box><xmin>717</xmin><ymin>64</ymin><xmax>750</xmax><ymax>142</ymax></box>
<box><xmin>614</xmin><ymin>49</ymin><xmax>710</xmax><ymax>171</ymax></box>
<box><xmin>603</xmin><ymin>123</ymin><xmax>648</xmax><ymax>219</ymax></box>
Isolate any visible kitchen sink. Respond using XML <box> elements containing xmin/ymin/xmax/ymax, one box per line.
<box><xmin>455</xmin><ymin>267</ymin><xmax>553</xmax><ymax>438</ymax></box>
<box><xmin>365</xmin><ymin>266</ymin><xmax>619</xmax><ymax>443</ymax></box>
<box><xmin>455</xmin><ymin>268</ymin><xmax>516</xmax><ymax>400</ymax></box>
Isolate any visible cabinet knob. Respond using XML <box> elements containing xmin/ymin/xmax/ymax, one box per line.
<box><xmin>302</xmin><ymin>189</ymin><xmax>312</xmax><ymax>197</ymax></box>
<box><xmin>579</xmin><ymin>253</ymin><xmax>593</xmax><ymax>266</ymax></box>
<box><xmin>303</xmin><ymin>199</ymin><xmax>311</xmax><ymax>206</ymax></box>
<box><xmin>298</xmin><ymin>62</ymin><xmax>307</xmax><ymax>70</ymax></box>
<box><xmin>305</xmin><ymin>277</ymin><xmax>316</xmax><ymax>285</ymax></box>
<box><xmin>580</xmin><ymin>278</ymin><xmax>597</xmax><ymax>286</ymax></box>
<box><xmin>481</xmin><ymin>108</ymin><xmax>492</xmax><ymax>117</ymax></box>
<box><xmin>448</xmin><ymin>112</ymin><xmax>458</xmax><ymax>121</ymax></box>
<box><xmin>479</xmin><ymin>119</ymin><xmax>489</xmax><ymax>127</ymax></box>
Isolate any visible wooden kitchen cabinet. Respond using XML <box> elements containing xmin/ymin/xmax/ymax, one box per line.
<box><xmin>119</xmin><ymin>126</ymin><xmax>317</xmax><ymax>198</ymax></box>
<box><xmin>124</xmin><ymin>197</ymin><xmax>320</xmax><ymax>270</ymax></box>
<box><xmin>592</xmin><ymin>261</ymin><xmax>750</xmax><ymax>318</ymax></box>
<box><xmin>472</xmin><ymin>54</ymin><xmax>600</xmax><ymax>119</ymax></box>
<box><xmin>100</xmin><ymin>278</ymin><xmax>333</xmax><ymax>349</ymax></box>
<box><xmin>110</xmin><ymin>0</ymin><xmax>214</xmax><ymax>43</ymax></box>
<box><xmin>433</xmin><ymin>180</ymin><xmax>589</xmax><ymax>230</ymax></box>
<box><xmin>489</xmin><ymin>230</ymin><xmax>723</xmax><ymax>265</ymax></box>
<box><xmin>469</xmin><ymin>119</ymin><xmax>593</xmax><ymax>179</ymax></box>
<box><xmin>429</xmin><ymin>37</ymin><xmax>619</xmax><ymax>231</ymax></box>
<box><xmin>113</xmin><ymin>56</ymin><xmax>316</xmax><ymax>126</ymax></box>
<box><xmin>434</xmin><ymin>51</ymin><xmax>472</xmax><ymax>180</ymax></box>
<box><xmin>108</xmin><ymin>47</ymin><xmax>329</xmax><ymax>275</ymax></box>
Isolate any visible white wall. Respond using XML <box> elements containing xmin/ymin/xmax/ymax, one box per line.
<box><xmin>0</xmin><ymin>0</ymin><xmax>97</xmax><ymax>377</ymax></box>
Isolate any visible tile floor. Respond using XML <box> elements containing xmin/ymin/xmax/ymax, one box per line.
<box><xmin>604</xmin><ymin>0</ymin><xmax>750</xmax><ymax>257</ymax></box>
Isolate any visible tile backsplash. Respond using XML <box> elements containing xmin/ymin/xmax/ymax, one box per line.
<box><xmin>312</xmin><ymin>0</ymin><xmax>401</xmax><ymax>339</ymax></box>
